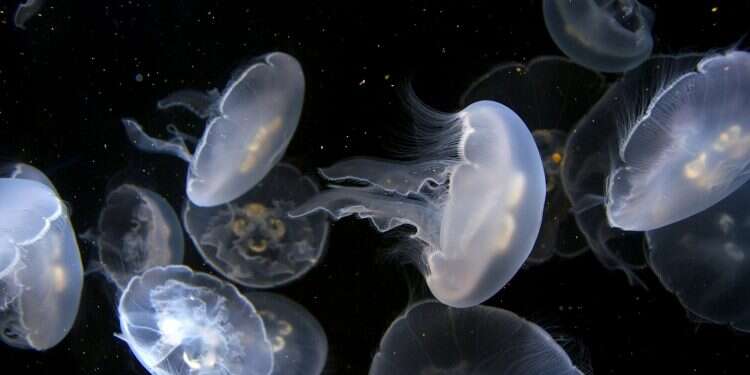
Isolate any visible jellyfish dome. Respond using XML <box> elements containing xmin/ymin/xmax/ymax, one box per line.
<box><xmin>0</xmin><ymin>165</ymin><xmax>83</xmax><ymax>350</ymax></box>
<box><xmin>184</xmin><ymin>163</ymin><xmax>328</xmax><ymax>288</ymax></box>
<box><xmin>117</xmin><ymin>265</ymin><xmax>274</xmax><ymax>375</ymax></box>
<box><xmin>123</xmin><ymin>51</ymin><xmax>305</xmax><ymax>207</ymax></box>
<box><xmin>370</xmin><ymin>300</ymin><xmax>582</xmax><ymax>375</ymax></box>
<box><xmin>88</xmin><ymin>184</ymin><xmax>184</xmax><ymax>290</ymax></box>
<box><xmin>291</xmin><ymin>97</ymin><xmax>546</xmax><ymax>308</ymax></box>
<box><xmin>646</xmin><ymin>181</ymin><xmax>750</xmax><ymax>332</ymax></box>
<box><xmin>246</xmin><ymin>292</ymin><xmax>327</xmax><ymax>375</ymax></box>
<box><xmin>543</xmin><ymin>0</ymin><xmax>654</xmax><ymax>73</ymax></box>
<box><xmin>606</xmin><ymin>51</ymin><xmax>750</xmax><ymax>231</ymax></box>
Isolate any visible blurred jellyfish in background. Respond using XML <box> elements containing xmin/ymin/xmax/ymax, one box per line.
<box><xmin>543</xmin><ymin>0</ymin><xmax>654</xmax><ymax>73</ymax></box>
<box><xmin>117</xmin><ymin>265</ymin><xmax>274</xmax><ymax>375</ymax></box>
<box><xmin>82</xmin><ymin>184</ymin><xmax>184</xmax><ymax>290</ymax></box>
<box><xmin>184</xmin><ymin>163</ymin><xmax>328</xmax><ymax>288</ymax></box>
<box><xmin>646</xmin><ymin>181</ymin><xmax>750</xmax><ymax>332</ymax></box>
<box><xmin>369</xmin><ymin>300</ymin><xmax>583</xmax><ymax>375</ymax></box>
<box><xmin>13</xmin><ymin>0</ymin><xmax>47</xmax><ymax>29</ymax></box>
<box><xmin>461</xmin><ymin>57</ymin><xmax>607</xmax><ymax>264</ymax></box>
<box><xmin>123</xmin><ymin>51</ymin><xmax>305</xmax><ymax>207</ymax></box>
<box><xmin>0</xmin><ymin>163</ymin><xmax>83</xmax><ymax>350</ymax></box>
<box><xmin>246</xmin><ymin>292</ymin><xmax>327</xmax><ymax>375</ymax></box>
<box><xmin>291</xmin><ymin>93</ymin><xmax>546</xmax><ymax>308</ymax></box>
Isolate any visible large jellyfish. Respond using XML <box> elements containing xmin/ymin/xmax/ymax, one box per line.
<box><xmin>369</xmin><ymin>300</ymin><xmax>583</xmax><ymax>375</ymax></box>
<box><xmin>246</xmin><ymin>292</ymin><xmax>327</xmax><ymax>375</ymax></box>
<box><xmin>291</xmin><ymin>96</ymin><xmax>546</xmax><ymax>308</ymax></box>
<box><xmin>0</xmin><ymin>163</ymin><xmax>83</xmax><ymax>350</ymax></box>
<box><xmin>461</xmin><ymin>57</ymin><xmax>606</xmax><ymax>263</ymax></box>
<box><xmin>84</xmin><ymin>184</ymin><xmax>184</xmax><ymax>290</ymax></box>
<box><xmin>543</xmin><ymin>0</ymin><xmax>654</xmax><ymax>73</ymax></box>
<box><xmin>117</xmin><ymin>265</ymin><xmax>274</xmax><ymax>375</ymax></box>
<box><xmin>646</xmin><ymin>181</ymin><xmax>750</xmax><ymax>332</ymax></box>
<box><xmin>184</xmin><ymin>164</ymin><xmax>328</xmax><ymax>288</ymax></box>
<box><xmin>123</xmin><ymin>51</ymin><xmax>305</xmax><ymax>207</ymax></box>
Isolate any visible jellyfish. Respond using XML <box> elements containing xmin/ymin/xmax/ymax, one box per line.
<box><xmin>123</xmin><ymin>51</ymin><xmax>305</xmax><ymax>207</ymax></box>
<box><xmin>461</xmin><ymin>57</ymin><xmax>607</xmax><ymax>263</ymax></box>
<box><xmin>0</xmin><ymin>164</ymin><xmax>83</xmax><ymax>350</ymax></box>
<box><xmin>184</xmin><ymin>163</ymin><xmax>328</xmax><ymax>288</ymax></box>
<box><xmin>84</xmin><ymin>184</ymin><xmax>184</xmax><ymax>290</ymax></box>
<box><xmin>646</xmin><ymin>181</ymin><xmax>750</xmax><ymax>332</ymax></box>
<box><xmin>117</xmin><ymin>265</ymin><xmax>274</xmax><ymax>375</ymax></box>
<box><xmin>291</xmin><ymin>95</ymin><xmax>546</xmax><ymax>308</ymax></box>
<box><xmin>369</xmin><ymin>300</ymin><xmax>583</xmax><ymax>375</ymax></box>
<box><xmin>246</xmin><ymin>292</ymin><xmax>327</xmax><ymax>375</ymax></box>
<box><xmin>13</xmin><ymin>0</ymin><xmax>47</xmax><ymax>29</ymax></box>
<box><xmin>543</xmin><ymin>0</ymin><xmax>654</xmax><ymax>73</ymax></box>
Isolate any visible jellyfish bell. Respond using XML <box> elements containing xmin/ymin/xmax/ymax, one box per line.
<box><xmin>369</xmin><ymin>300</ymin><xmax>583</xmax><ymax>375</ymax></box>
<box><xmin>543</xmin><ymin>0</ymin><xmax>654</xmax><ymax>73</ymax></box>
<box><xmin>246</xmin><ymin>292</ymin><xmax>327</xmax><ymax>375</ymax></box>
<box><xmin>184</xmin><ymin>163</ymin><xmax>328</xmax><ymax>288</ymax></box>
<box><xmin>117</xmin><ymin>265</ymin><xmax>274</xmax><ymax>375</ymax></box>
<box><xmin>0</xmin><ymin>172</ymin><xmax>83</xmax><ymax>350</ymax></box>
<box><xmin>291</xmin><ymin>97</ymin><xmax>546</xmax><ymax>308</ymax></box>
<box><xmin>123</xmin><ymin>51</ymin><xmax>305</xmax><ymax>207</ymax></box>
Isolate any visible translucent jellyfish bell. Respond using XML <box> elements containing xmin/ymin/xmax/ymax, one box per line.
<box><xmin>646</xmin><ymin>181</ymin><xmax>750</xmax><ymax>331</ymax></box>
<box><xmin>117</xmin><ymin>265</ymin><xmax>274</xmax><ymax>375</ymax></box>
<box><xmin>123</xmin><ymin>51</ymin><xmax>305</xmax><ymax>207</ymax></box>
<box><xmin>0</xmin><ymin>165</ymin><xmax>83</xmax><ymax>350</ymax></box>
<box><xmin>87</xmin><ymin>184</ymin><xmax>184</xmax><ymax>290</ymax></box>
<box><xmin>369</xmin><ymin>300</ymin><xmax>583</xmax><ymax>375</ymax></box>
<box><xmin>246</xmin><ymin>292</ymin><xmax>327</xmax><ymax>375</ymax></box>
<box><xmin>184</xmin><ymin>163</ymin><xmax>328</xmax><ymax>288</ymax></box>
<box><xmin>291</xmin><ymin>96</ymin><xmax>546</xmax><ymax>308</ymax></box>
<box><xmin>607</xmin><ymin>51</ymin><xmax>750</xmax><ymax>231</ymax></box>
<box><xmin>543</xmin><ymin>0</ymin><xmax>654</xmax><ymax>73</ymax></box>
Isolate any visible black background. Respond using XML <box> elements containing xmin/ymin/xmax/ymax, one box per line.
<box><xmin>2</xmin><ymin>1</ymin><xmax>750</xmax><ymax>374</ymax></box>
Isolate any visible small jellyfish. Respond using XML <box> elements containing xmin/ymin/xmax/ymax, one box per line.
<box><xmin>184</xmin><ymin>163</ymin><xmax>328</xmax><ymax>288</ymax></box>
<box><xmin>246</xmin><ymin>292</ymin><xmax>327</xmax><ymax>375</ymax></box>
<box><xmin>117</xmin><ymin>265</ymin><xmax>274</xmax><ymax>375</ymax></box>
<box><xmin>85</xmin><ymin>184</ymin><xmax>184</xmax><ymax>290</ymax></box>
<box><xmin>646</xmin><ymin>181</ymin><xmax>750</xmax><ymax>332</ymax></box>
<box><xmin>0</xmin><ymin>164</ymin><xmax>83</xmax><ymax>350</ymax></box>
<box><xmin>291</xmin><ymin>94</ymin><xmax>546</xmax><ymax>308</ymax></box>
<box><xmin>123</xmin><ymin>51</ymin><xmax>305</xmax><ymax>207</ymax></box>
<box><xmin>543</xmin><ymin>0</ymin><xmax>655</xmax><ymax>73</ymax></box>
<box><xmin>461</xmin><ymin>57</ymin><xmax>607</xmax><ymax>263</ymax></box>
<box><xmin>369</xmin><ymin>300</ymin><xmax>583</xmax><ymax>375</ymax></box>
<box><xmin>13</xmin><ymin>0</ymin><xmax>47</xmax><ymax>30</ymax></box>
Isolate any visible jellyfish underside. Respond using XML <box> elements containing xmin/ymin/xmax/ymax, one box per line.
<box><xmin>292</xmin><ymin>100</ymin><xmax>546</xmax><ymax>308</ymax></box>
<box><xmin>369</xmin><ymin>300</ymin><xmax>582</xmax><ymax>375</ymax></box>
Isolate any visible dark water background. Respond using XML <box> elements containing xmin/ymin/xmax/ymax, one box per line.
<box><xmin>2</xmin><ymin>1</ymin><xmax>750</xmax><ymax>374</ymax></box>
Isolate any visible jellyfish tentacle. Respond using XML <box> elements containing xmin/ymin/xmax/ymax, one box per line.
<box><xmin>319</xmin><ymin>158</ymin><xmax>455</xmax><ymax>196</ymax></box>
<box><xmin>157</xmin><ymin>89</ymin><xmax>220</xmax><ymax>119</ymax></box>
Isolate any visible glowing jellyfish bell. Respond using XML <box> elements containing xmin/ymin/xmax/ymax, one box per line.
<box><xmin>370</xmin><ymin>300</ymin><xmax>583</xmax><ymax>375</ymax></box>
<box><xmin>0</xmin><ymin>163</ymin><xmax>83</xmax><ymax>350</ymax></box>
<box><xmin>291</xmin><ymin>94</ymin><xmax>546</xmax><ymax>308</ymax></box>
<box><xmin>543</xmin><ymin>0</ymin><xmax>654</xmax><ymax>73</ymax></box>
<box><xmin>246</xmin><ymin>292</ymin><xmax>327</xmax><ymax>375</ymax></box>
<box><xmin>123</xmin><ymin>51</ymin><xmax>305</xmax><ymax>207</ymax></box>
<box><xmin>606</xmin><ymin>50</ymin><xmax>750</xmax><ymax>231</ymax></box>
<box><xmin>85</xmin><ymin>184</ymin><xmax>184</xmax><ymax>290</ymax></box>
<box><xmin>117</xmin><ymin>265</ymin><xmax>274</xmax><ymax>375</ymax></box>
<box><xmin>184</xmin><ymin>163</ymin><xmax>328</xmax><ymax>288</ymax></box>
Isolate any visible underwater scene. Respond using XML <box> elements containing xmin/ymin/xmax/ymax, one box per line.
<box><xmin>2</xmin><ymin>1</ymin><xmax>750</xmax><ymax>374</ymax></box>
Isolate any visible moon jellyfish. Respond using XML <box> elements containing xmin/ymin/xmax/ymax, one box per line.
<box><xmin>291</xmin><ymin>97</ymin><xmax>546</xmax><ymax>308</ymax></box>
<box><xmin>246</xmin><ymin>292</ymin><xmax>327</xmax><ymax>375</ymax></box>
<box><xmin>184</xmin><ymin>164</ymin><xmax>328</xmax><ymax>288</ymax></box>
<box><xmin>85</xmin><ymin>184</ymin><xmax>184</xmax><ymax>290</ymax></box>
<box><xmin>117</xmin><ymin>265</ymin><xmax>274</xmax><ymax>375</ymax></box>
<box><xmin>123</xmin><ymin>51</ymin><xmax>305</xmax><ymax>207</ymax></box>
<box><xmin>370</xmin><ymin>300</ymin><xmax>582</xmax><ymax>375</ymax></box>
<box><xmin>461</xmin><ymin>57</ymin><xmax>606</xmax><ymax>263</ymax></box>
<box><xmin>13</xmin><ymin>0</ymin><xmax>47</xmax><ymax>29</ymax></box>
<box><xmin>0</xmin><ymin>162</ymin><xmax>56</xmax><ymax>192</ymax></box>
<box><xmin>646</xmin><ymin>181</ymin><xmax>750</xmax><ymax>332</ymax></box>
<box><xmin>543</xmin><ymin>0</ymin><xmax>654</xmax><ymax>73</ymax></box>
<box><xmin>0</xmin><ymin>166</ymin><xmax>83</xmax><ymax>350</ymax></box>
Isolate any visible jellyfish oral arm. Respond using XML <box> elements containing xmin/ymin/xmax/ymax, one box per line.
<box><xmin>122</xmin><ymin>118</ymin><xmax>194</xmax><ymax>162</ymax></box>
<box><xmin>319</xmin><ymin>158</ymin><xmax>455</xmax><ymax>196</ymax></box>
<box><xmin>157</xmin><ymin>89</ymin><xmax>221</xmax><ymax>119</ymax></box>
